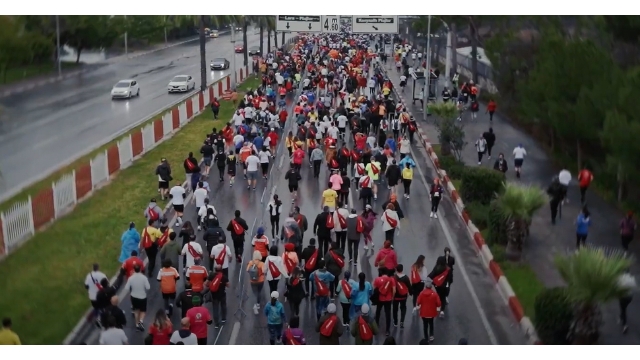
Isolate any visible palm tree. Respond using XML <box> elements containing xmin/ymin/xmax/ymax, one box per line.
<box><xmin>265</xmin><ymin>16</ymin><xmax>275</xmax><ymax>53</ymax></box>
<box><xmin>555</xmin><ymin>248</ymin><xmax>633</xmax><ymax>344</ymax></box>
<box><xmin>494</xmin><ymin>183</ymin><xmax>546</xmax><ymax>260</ymax></box>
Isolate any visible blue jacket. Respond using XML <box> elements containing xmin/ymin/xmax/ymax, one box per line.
<box><xmin>306</xmin><ymin>92</ymin><xmax>315</xmax><ymax>104</ymax></box>
<box><xmin>336</xmin><ymin>278</ymin><xmax>359</xmax><ymax>304</ymax></box>
<box><xmin>309</xmin><ymin>270</ymin><xmax>335</xmax><ymax>295</ymax></box>
<box><xmin>350</xmin><ymin>281</ymin><xmax>373</xmax><ymax>306</ymax></box>
<box><xmin>385</xmin><ymin>138</ymin><xmax>397</xmax><ymax>153</ymax></box>
<box><xmin>398</xmin><ymin>156</ymin><xmax>416</xmax><ymax>169</ymax></box>
<box><xmin>253</xmin><ymin>136</ymin><xmax>264</xmax><ymax>150</ymax></box>
<box><xmin>119</xmin><ymin>229</ymin><xmax>140</xmax><ymax>263</ymax></box>
<box><xmin>576</xmin><ymin>213</ymin><xmax>591</xmax><ymax>235</ymax></box>
<box><xmin>264</xmin><ymin>301</ymin><xmax>286</xmax><ymax>325</ymax></box>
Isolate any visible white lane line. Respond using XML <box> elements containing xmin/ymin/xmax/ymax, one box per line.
<box><xmin>228</xmin><ymin>321</ymin><xmax>241</xmax><ymax>345</ymax></box>
<box><xmin>212</xmin><ymin>324</ymin><xmax>226</xmax><ymax>345</ymax></box>
<box><xmin>278</xmin><ymin>153</ymin><xmax>285</xmax><ymax>169</ymax></box>
<box><xmin>410</xmin><ymin>145</ymin><xmax>499</xmax><ymax>345</ymax></box>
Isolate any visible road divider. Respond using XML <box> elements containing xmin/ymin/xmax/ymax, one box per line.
<box><xmin>0</xmin><ymin>68</ymin><xmax>259</xmax><ymax>260</ymax></box>
<box><xmin>384</xmin><ymin>67</ymin><xmax>540</xmax><ymax>344</ymax></box>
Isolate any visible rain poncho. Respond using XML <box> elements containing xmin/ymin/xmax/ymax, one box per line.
<box><xmin>119</xmin><ymin>228</ymin><xmax>140</xmax><ymax>263</ymax></box>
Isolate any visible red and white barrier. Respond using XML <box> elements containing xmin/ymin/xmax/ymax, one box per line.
<box><xmin>385</xmin><ymin>68</ymin><xmax>541</xmax><ymax>344</ymax></box>
<box><xmin>0</xmin><ymin>75</ymin><xmax>235</xmax><ymax>258</ymax></box>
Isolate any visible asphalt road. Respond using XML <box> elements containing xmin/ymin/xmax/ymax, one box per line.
<box><xmin>74</xmin><ymin>63</ymin><xmax>526</xmax><ymax>346</ymax></box>
<box><xmin>0</xmin><ymin>31</ymin><xmax>294</xmax><ymax>201</ymax></box>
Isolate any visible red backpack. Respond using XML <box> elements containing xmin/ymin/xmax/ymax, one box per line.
<box><xmin>341</xmin><ymin>279</ymin><xmax>352</xmax><ymax>299</ymax></box>
<box><xmin>325</xmin><ymin>214</ymin><xmax>335</xmax><ymax>230</ymax></box>
<box><xmin>410</xmin><ymin>266</ymin><xmax>421</xmax><ymax>284</ymax></box>
<box><xmin>186</xmin><ymin>158</ymin><xmax>198</xmax><ymax>172</ymax></box>
<box><xmin>284</xmin><ymin>253</ymin><xmax>296</xmax><ymax>274</ymax></box>
<box><xmin>231</xmin><ymin>219</ymin><xmax>244</xmax><ymax>235</ymax></box>
<box><xmin>314</xmin><ymin>272</ymin><xmax>329</xmax><ymax>297</ymax></box>
<box><xmin>215</xmin><ymin>246</ymin><xmax>227</xmax><ymax>267</ymax></box>
<box><xmin>358</xmin><ymin>316</ymin><xmax>373</xmax><ymax>341</ymax></box>
<box><xmin>208</xmin><ymin>272</ymin><xmax>224</xmax><ymax>292</ymax></box>
<box><xmin>285</xmin><ymin>328</ymin><xmax>302</xmax><ymax>345</ymax></box>
<box><xmin>432</xmin><ymin>267</ymin><xmax>450</xmax><ymax>287</ymax></box>
<box><xmin>320</xmin><ymin>314</ymin><xmax>338</xmax><ymax>337</ymax></box>
<box><xmin>141</xmin><ymin>228</ymin><xmax>153</xmax><ymax>249</ymax></box>
<box><xmin>329</xmin><ymin>158</ymin><xmax>338</xmax><ymax>169</ymax></box>
<box><xmin>305</xmin><ymin>249</ymin><xmax>318</xmax><ymax>272</ymax></box>
<box><xmin>356</xmin><ymin>216</ymin><xmax>364</xmax><ymax>233</ymax></box>
<box><xmin>147</xmin><ymin>207</ymin><xmax>159</xmax><ymax>222</ymax></box>
<box><xmin>268</xmin><ymin>261</ymin><xmax>282</xmax><ymax>278</ymax></box>
<box><xmin>329</xmin><ymin>250</ymin><xmax>345</xmax><ymax>268</ymax></box>
<box><xmin>396</xmin><ymin>276</ymin><xmax>409</xmax><ymax>296</ymax></box>
<box><xmin>337</xmin><ymin>211</ymin><xmax>347</xmax><ymax>229</ymax></box>
<box><xmin>157</xmin><ymin>229</ymin><xmax>170</xmax><ymax>248</ymax></box>
<box><xmin>385</xmin><ymin>211</ymin><xmax>398</xmax><ymax>228</ymax></box>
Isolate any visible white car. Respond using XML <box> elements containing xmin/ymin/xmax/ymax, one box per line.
<box><xmin>111</xmin><ymin>79</ymin><xmax>140</xmax><ymax>99</ymax></box>
<box><xmin>167</xmin><ymin>75</ymin><xmax>196</xmax><ymax>93</ymax></box>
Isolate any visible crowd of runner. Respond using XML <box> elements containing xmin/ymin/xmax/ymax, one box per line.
<box><xmin>76</xmin><ymin>28</ymin><xmax>475</xmax><ymax>346</ymax></box>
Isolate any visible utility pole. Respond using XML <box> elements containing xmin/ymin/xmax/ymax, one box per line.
<box><xmin>423</xmin><ymin>15</ymin><xmax>432</xmax><ymax>121</ymax></box>
<box><xmin>56</xmin><ymin>15</ymin><xmax>62</xmax><ymax>78</ymax></box>
<box><xmin>199</xmin><ymin>15</ymin><xmax>207</xmax><ymax>91</ymax></box>
<box><xmin>445</xmin><ymin>28</ymin><xmax>452</xmax><ymax>88</ymax></box>
<box><xmin>231</xmin><ymin>26</ymin><xmax>238</xmax><ymax>86</ymax></box>
<box><xmin>124</xmin><ymin>15</ymin><xmax>128</xmax><ymax>55</ymax></box>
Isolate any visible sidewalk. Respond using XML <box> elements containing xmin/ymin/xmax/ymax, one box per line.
<box><xmin>386</xmin><ymin>68</ymin><xmax>640</xmax><ymax>344</ymax></box>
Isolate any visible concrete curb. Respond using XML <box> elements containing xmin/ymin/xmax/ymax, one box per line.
<box><xmin>384</xmin><ymin>68</ymin><xmax>541</xmax><ymax>345</ymax></box>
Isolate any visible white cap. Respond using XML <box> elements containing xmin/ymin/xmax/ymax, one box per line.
<box><xmin>271</xmin><ymin>291</ymin><xmax>279</xmax><ymax>298</ymax></box>
<box><xmin>361</xmin><ymin>303</ymin><xmax>370</xmax><ymax>314</ymax></box>
<box><xmin>327</xmin><ymin>303</ymin><xmax>337</xmax><ymax>314</ymax></box>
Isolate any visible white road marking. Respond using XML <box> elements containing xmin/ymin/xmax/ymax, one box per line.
<box><xmin>213</xmin><ymin>324</ymin><xmax>226</xmax><ymax>345</ymax></box>
<box><xmin>228</xmin><ymin>321</ymin><xmax>241</xmax><ymax>345</ymax></box>
<box><xmin>410</xmin><ymin>145</ymin><xmax>499</xmax><ymax>345</ymax></box>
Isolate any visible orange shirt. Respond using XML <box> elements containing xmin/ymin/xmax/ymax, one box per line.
<box><xmin>239</xmin><ymin>146</ymin><xmax>252</xmax><ymax>162</ymax></box>
<box><xmin>246</xmin><ymin>260</ymin><xmax>265</xmax><ymax>283</ymax></box>
<box><xmin>157</xmin><ymin>267</ymin><xmax>180</xmax><ymax>294</ymax></box>
<box><xmin>252</xmin><ymin>235</ymin><xmax>269</xmax><ymax>258</ymax></box>
<box><xmin>186</xmin><ymin>265</ymin><xmax>208</xmax><ymax>292</ymax></box>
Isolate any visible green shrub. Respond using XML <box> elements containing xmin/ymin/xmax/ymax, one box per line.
<box><xmin>438</xmin><ymin>154</ymin><xmax>466</xmax><ymax>180</ymax></box>
<box><xmin>465</xmin><ymin>201</ymin><xmax>489</xmax><ymax>230</ymax></box>
<box><xmin>533</xmin><ymin>287</ymin><xmax>573</xmax><ymax>345</ymax></box>
<box><xmin>460</xmin><ymin>167</ymin><xmax>505</xmax><ymax>204</ymax></box>
<box><xmin>487</xmin><ymin>200</ymin><xmax>508</xmax><ymax>245</ymax></box>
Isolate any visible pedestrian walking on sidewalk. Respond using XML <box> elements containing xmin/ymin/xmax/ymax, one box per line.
<box><xmin>475</xmin><ymin>134</ymin><xmax>487</xmax><ymax>164</ymax></box>
<box><xmin>575</xmin><ymin>206</ymin><xmax>592</xmax><ymax>248</ymax></box>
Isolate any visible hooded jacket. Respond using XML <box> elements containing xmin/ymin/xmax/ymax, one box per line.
<box><xmin>324</xmin><ymin>248</ymin><xmax>345</xmax><ymax>276</ymax></box>
<box><xmin>332</xmin><ymin>208</ymin><xmax>350</xmax><ymax>232</ymax></box>
<box><xmin>316</xmin><ymin>313</ymin><xmax>343</xmax><ymax>345</ymax></box>
<box><xmin>349</xmin><ymin>314</ymin><xmax>378</xmax><ymax>345</ymax></box>
<box><xmin>375</xmin><ymin>247</ymin><xmax>398</xmax><ymax>271</ymax></box>
<box><xmin>144</xmin><ymin>202</ymin><xmax>164</xmax><ymax>223</ymax></box>
<box><xmin>203</xmin><ymin>224</ymin><xmax>226</xmax><ymax>251</ymax></box>
<box><xmin>380</xmin><ymin>209</ymin><xmax>401</xmax><ymax>231</ymax></box>
<box><xmin>301</xmin><ymin>245</ymin><xmax>319</xmax><ymax>272</ymax></box>
<box><xmin>263</xmin><ymin>255</ymin><xmax>289</xmax><ymax>281</ymax></box>
<box><xmin>313</xmin><ymin>211</ymin><xmax>333</xmax><ymax>238</ymax></box>
<box><xmin>346</xmin><ymin>214</ymin><xmax>362</xmax><ymax>240</ymax></box>
<box><xmin>119</xmin><ymin>229</ymin><xmax>140</xmax><ymax>263</ymax></box>
<box><xmin>281</xmin><ymin>217</ymin><xmax>302</xmax><ymax>246</ymax></box>
<box><xmin>416</xmin><ymin>287</ymin><xmax>441</xmax><ymax>318</ymax></box>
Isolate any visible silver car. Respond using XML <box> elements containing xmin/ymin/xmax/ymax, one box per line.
<box><xmin>210</xmin><ymin>58</ymin><xmax>230</xmax><ymax>70</ymax></box>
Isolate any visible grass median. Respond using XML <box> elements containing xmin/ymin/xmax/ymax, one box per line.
<box><xmin>237</xmin><ymin>75</ymin><xmax>261</xmax><ymax>92</ymax></box>
<box><xmin>0</xmin><ymin>101</ymin><xmax>233</xmax><ymax>344</ymax></box>
<box><xmin>432</xmin><ymin>144</ymin><xmax>544</xmax><ymax>320</ymax></box>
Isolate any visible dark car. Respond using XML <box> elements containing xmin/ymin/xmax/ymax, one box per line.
<box><xmin>248</xmin><ymin>46</ymin><xmax>261</xmax><ymax>56</ymax></box>
<box><xmin>210</xmin><ymin>58</ymin><xmax>230</xmax><ymax>70</ymax></box>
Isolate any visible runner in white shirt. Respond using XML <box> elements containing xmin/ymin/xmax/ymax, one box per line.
<box><xmin>244</xmin><ymin>106</ymin><xmax>255</xmax><ymax>122</ymax></box>
<box><xmin>170</xmin><ymin>183</ymin><xmax>186</xmax><ymax>227</ymax></box>
<box><xmin>512</xmin><ymin>144</ymin><xmax>527</xmax><ymax>179</ymax></box>
<box><xmin>336</xmin><ymin>115</ymin><xmax>348</xmax><ymax>139</ymax></box>
<box><xmin>245</xmin><ymin>153</ymin><xmax>261</xmax><ymax>190</ymax></box>
<box><xmin>193</xmin><ymin>182</ymin><xmax>208</xmax><ymax>230</ymax></box>
<box><xmin>99</xmin><ymin>325</ymin><xmax>128</xmax><ymax>345</ymax></box>
<box><xmin>233</xmin><ymin>134</ymin><xmax>244</xmax><ymax>149</ymax></box>
<box><xmin>303</xmin><ymin>78</ymin><xmax>311</xmax><ymax>89</ymax></box>
<box><xmin>197</xmin><ymin>198</ymin><xmax>216</xmax><ymax>231</ymax></box>
<box><xmin>399</xmin><ymin>75</ymin><xmax>407</xmax><ymax>92</ymax></box>
<box><xmin>210</xmin><ymin>240</ymin><xmax>233</xmax><ymax>277</ymax></box>
<box><xmin>258</xmin><ymin>149</ymin><xmax>272</xmax><ymax>179</ymax></box>
<box><xmin>125</xmin><ymin>265</ymin><xmax>150</xmax><ymax>331</ymax></box>
<box><xmin>327</xmin><ymin>124</ymin><xmax>339</xmax><ymax>141</ymax></box>
<box><xmin>232</xmin><ymin>111</ymin><xmax>244</xmax><ymax>126</ymax></box>
<box><xmin>181</xmin><ymin>238</ymin><xmax>203</xmax><ymax>268</ymax></box>
<box><xmin>84</xmin><ymin>263</ymin><xmax>107</xmax><ymax>313</ymax></box>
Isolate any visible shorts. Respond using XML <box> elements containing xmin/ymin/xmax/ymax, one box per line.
<box><xmin>247</xmin><ymin>170</ymin><xmax>259</xmax><ymax>180</ymax></box>
<box><xmin>235</xmin><ymin>148</ymin><xmax>241</xmax><ymax>154</ymax></box>
<box><xmin>173</xmin><ymin>204</ymin><xmax>185</xmax><ymax>213</ymax></box>
<box><xmin>514</xmin><ymin>159</ymin><xmax>524</xmax><ymax>168</ymax></box>
<box><xmin>289</xmin><ymin>184</ymin><xmax>298</xmax><ymax>193</ymax></box>
<box><xmin>327</xmin><ymin>206</ymin><xmax>336</xmax><ymax>213</ymax></box>
<box><xmin>131</xmin><ymin>296</ymin><xmax>147</xmax><ymax>312</ymax></box>
<box><xmin>338</xmin><ymin>127</ymin><xmax>346</xmax><ymax>134</ymax></box>
<box><xmin>162</xmin><ymin>292</ymin><xmax>176</xmax><ymax>300</ymax></box>
<box><xmin>204</xmin><ymin>157</ymin><xmax>212</xmax><ymax>166</ymax></box>
<box><xmin>400</xmin><ymin>80</ymin><xmax>406</xmax><ymax>87</ymax></box>
<box><xmin>242</xmin><ymin>162</ymin><xmax>248</xmax><ymax>170</ymax></box>
<box><xmin>158</xmin><ymin>181</ymin><xmax>169</xmax><ymax>189</ymax></box>
<box><xmin>373</xmin><ymin>178</ymin><xmax>380</xmax><ymax>185</ymax></box>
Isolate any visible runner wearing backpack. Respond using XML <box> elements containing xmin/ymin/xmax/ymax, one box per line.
<box><xmin>373</xmin><ymin>272</ymin><xmax>396</xmax><ymax>337</ymax></box>
<box><xmin>316</xmin><ymin>303</ymin><xmax>343</xmax><ymax>344</ymax></box>
<box><xmin>204</xmin><ymin>268</ymin><xmax>229</xmax><ymax>329</ymax></box>
<box><xmin>144</xmin><ymin>198</ymin><xmax>163</xmax><ymax>227</ymax></box>
<box><xmin>336</xmin><ymin>271</ymin><xmax>357</xmax><ymax>326</ymax></box>
<box><xmin>246</xmin><ymin>251</ymin><xmax>265</xmax><ymax>315</ymax></box>
<box><xmin>393</xmin><ymin>264</ymin><xmax>412</xmax><ymax>329</ymax></box>
<box><xmin>301</xmin><ymin>238</ymin><xmax>320</xmax><ymax>299</ymax></box>
<box><xmin>309</xmin><ymin>259</ymin><xmax>335</xmax><ymax>321</ymax></box>
<box><xmin>264</xmin><ymin>291</ymin><xmax>286</xmax><ymax>345</ymax></box>
<box><xmin>264</xmin><ymin>246</ymin><xmax>289</xmax><ymax>294</ymax></box>
<box><xmin>350</xmin><ymin>304</ymin><xmax>378</xmax><ymax>345</ymax></box>
<box><xmin>324</xmin><ymin>241</ymin><xmax>345</xmax><ymax>297</ymax></box>
<box><xmin>226</xmin><ymin>210</ymin><xmax>249</xmax><ymax>263</ymax></box>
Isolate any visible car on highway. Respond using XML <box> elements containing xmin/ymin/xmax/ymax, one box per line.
<box><xmin>210</xmin><ymin>30</ymin><xmax>219</xmax><ymax>38</ymax></box>
<box><xmin>167</xmin><ymin>75</ymin><xmax>195</xmax><ymax>93</ymax></box>
<box><xmin>210</xmin><ymin>58</ymin><xmax>230</xmax><ymax>70</ymax></box>
<box><xmin>235</xmin><ymin>26</ymin><xmax>242</xmax><ymax>31</ymax></box>
<box><xmin>234</xmin><ymin>44</ymin><xmax>244</xmax><ymax>53</ymax></box>
<box><xmin>248</xmin><ymin>46</ymin><xmax>261</xmax><ymax>56</ymax></box>
<box><xmin>111</xmin><ymin>80</ymin><xmax>140</xmax><ymax>99</ymax></box>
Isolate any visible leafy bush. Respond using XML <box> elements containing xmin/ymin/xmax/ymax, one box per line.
<box><xmin>534</xmin><ymin>287</ymin><xmax>573</xmax><ymax>345</ymax></box>
<box><xmin>465</xmin><ymin>201</ymin><xmax>489</xmax><ymax>230</ymax></box>
<box><xmin>437</xmin><ymin>154</ymin><xmax>466</xmax><ymax>180</ymax></box>
<box><xmin>487</xmin><ymin>200</ymin><xmax>508</xmax><ymax>245</ymax></box>
<box><xmin>460</xmin><ymin>167</ymin><xmax>505</xmax><ymax>204</ymax></box>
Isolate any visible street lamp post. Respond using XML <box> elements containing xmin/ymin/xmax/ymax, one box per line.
<box><xmin>124</xmin><ymin>15</ymin><xmax>128</xmax><ymax>55</ymax></box>
<box><xmin>231</xmin><ymin>26</ymin><xmax>238</xmax><ymax>87</ymax></box>
<box><xmin>422</xmin><ymin>15</ymin><xmax>432</xmax><ymax>121</ymax></box>
<box><xmin>55</xmin><ymin>15</ymin><xmax>62</xmax><ymax>78</ymax></box>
